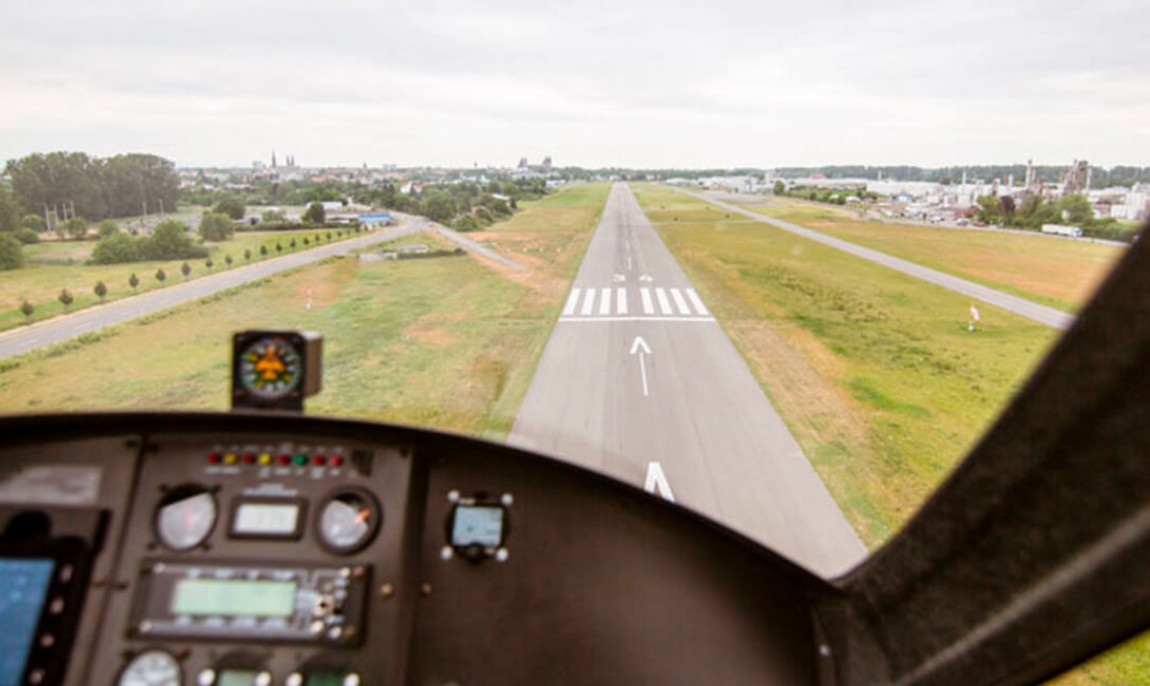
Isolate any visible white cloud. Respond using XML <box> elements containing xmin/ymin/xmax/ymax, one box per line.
<box><xmin>0</xmin><ymin>0</ymin><xmax>1147</xmax><ymax>167</ymax></box>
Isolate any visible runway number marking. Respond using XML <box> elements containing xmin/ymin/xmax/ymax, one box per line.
<box><xmin>630</xmin><ymin>336</ymin><xmax>652</xmax><ymax>397</ymax></box>
<box><xmin>645</xmin><ymin>462</ymin><xmax>675</xmax><ymax>503</ymax></box>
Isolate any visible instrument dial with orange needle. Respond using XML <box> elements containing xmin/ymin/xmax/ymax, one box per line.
<box><xmin>237</xmin><ymin>335</ymin><xmax>302</xmax><ymax>401</ymax></box>
<box><xmin>317</xmin><ymin>490</ymin><xmax>381</xmax><ymax>554</ymax></box>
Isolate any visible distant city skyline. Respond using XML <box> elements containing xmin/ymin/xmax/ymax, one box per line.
<box><xmin>2</xmin><ymin>0</ymin><xmax>1148</xmax><ymax>169</ymax></box>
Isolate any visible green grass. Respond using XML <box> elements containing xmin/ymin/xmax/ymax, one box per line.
<box><xmin>631</xmin><ymin>183</ymin><xmax>1145</xmax><ymax>686</ymax></box>
<box><xmin>0</xmin><ymin>183</ymin><xmax>610</xmax><ymax>442</ymax></box>
<box><xmin>1</xmin><ymin>228</ymin><xmax>370</xmax><ymax>332</ymax></box>
<box><xmin>739</xmin><ymin>198</ymin><xmax>1125</xmax><ymax>313</ymax></box>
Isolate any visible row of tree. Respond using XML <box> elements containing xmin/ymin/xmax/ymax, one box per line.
<box><xmin>975</xmin><ymin>193</ymin><xmax>1136</xmax><ymax>241</ymax></box>
<box><xmin>5</xmin><ymin>152</ymin><xmax>180</xmax><ymax>222</ymax></box>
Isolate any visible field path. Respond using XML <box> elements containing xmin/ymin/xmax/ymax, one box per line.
<box><xmin>681</xmin><ymin>189</ymin><xmax>1075</xmax><ymax>330</ymax></box>
<box><xmin>0</xmin><ymin>219</ymin><xmax>427</xmax><ymax>361</ymax></box>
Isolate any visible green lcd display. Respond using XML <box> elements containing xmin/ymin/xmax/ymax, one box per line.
<box><xmin>171</xmin><ymin>578</ymin><xmax>296</xmax><ymax>617</ymax></box>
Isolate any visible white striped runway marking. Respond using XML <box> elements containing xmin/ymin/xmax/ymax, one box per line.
<box><xmin>560</xmin><ymin>286</ymin><xmax>713</xmax><ymax>321</ymax></box>
<box><xmin>563</xmin><ymin>288</ymin><xmax>581</xmax><ymax>316</ymax></box>
<box><xmin>581</xmin><ymin>288</ymin><xmax>595</xmax><ymax>315</ymax></box>
<box><xmin>686</xmin><ymin>288</ymin><xmax>709</xmax><ymax>316</ymax></box>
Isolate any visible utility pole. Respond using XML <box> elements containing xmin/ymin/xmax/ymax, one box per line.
<box><xmin>158</xmin><ymin>198</ymin><xmax>164</xmax><ymax>216</ymax></box>
<box><xmin>43</xmin><ymin>205</ymin><xmax>51</xmax><ymax>232</ymax></box>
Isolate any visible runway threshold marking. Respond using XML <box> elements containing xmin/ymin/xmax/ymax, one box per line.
<box><xmin>645</xmin><ymin>462</ymin><xmax>675</xmax><ymax>502</ymax></box>
<box><xmin>563</xmin><ymin>288</ymin><xmax>581</xmax><ymax>316</ymax></box>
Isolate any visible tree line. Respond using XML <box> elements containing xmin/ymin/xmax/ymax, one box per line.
<box><xmin>5</xmin><ymin>152</ymin><xmax>180</xmax><ymax>222</ymax></box>
<box><xmin>976</xmin><ymin>193</ymin><xmax>1137</xmax><ymax>241</ymax></box>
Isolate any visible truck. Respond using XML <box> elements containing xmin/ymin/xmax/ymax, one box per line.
<box><xmin>1042</xmin><ymin>223</ymin><xmax>1084</xmax><ymax>238</ymax></box>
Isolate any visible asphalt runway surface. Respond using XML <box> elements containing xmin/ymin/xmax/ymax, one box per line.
<box><xmin>511</xmin><ymin>183</ymin><xmax>867</xmax><ymax>577</ymax></box>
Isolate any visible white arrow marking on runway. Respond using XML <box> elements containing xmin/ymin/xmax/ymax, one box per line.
<box><xmin>613</xmin><ymin>273</ymin><xmax>626</xmax><ymax>283</ymax></box>
<box><xmin>630</xmin><ymin>336</ymin><xmax>652</xmax><ymax>397</ymax></box>
<box><xmin>644</xmin><ymin>462</ymin><xmax>675</xmax><ymax>502</ymax></box>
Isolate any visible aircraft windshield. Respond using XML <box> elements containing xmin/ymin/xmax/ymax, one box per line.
<box><xmin>0</xmin><ymin>1</ymin><xmax>1147</xmax><ymax>682</ymax></box>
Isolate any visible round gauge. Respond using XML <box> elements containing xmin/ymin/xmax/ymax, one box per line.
<box><xmin>156</xmin><ymin>486</ymin><xmax>217</xmax><ymax>551</ymax></box>
<box><xmin>237</xmin><ymin>336</ymin><xmax>303</xmax><ymax>400</ymax></box>
<box><xmin>118</xmin><ymin>650</ymin><xmax>181</xmax><ymax>686</ymax></box>
<box><xmin>317</xmin><ymin>490</ymin><xmax>381</xmax><ymax>554</ymax></box>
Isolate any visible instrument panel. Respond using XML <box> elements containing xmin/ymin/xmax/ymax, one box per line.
<box><xmin>0</xmin><ymin>413</ymin><xmax>831</xmax><ymax>686</ymax></box>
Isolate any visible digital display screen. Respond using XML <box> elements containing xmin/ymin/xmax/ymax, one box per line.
<box><xmin>171</xmin><ymin>578</ymin><xmax>296</xmax><ymax>617</ymax></box>
<box><xmin>233</xmin><ymin>502</ymin><xmax>300</xmax><ymax>536</ymax></box>
<box><xmin>451</xmin><ymin>505</ymin><xmax>505</xmax><ymax>547</ymax></box>
<box><xmin>218</xmin><ymin>670</ymin><xmax>259</xmax><ymax>686</ymax></box>
<box><xmin>0</xmin><ymin>558</ymin><xmax>55</xmax><ymax>686</ymax></box>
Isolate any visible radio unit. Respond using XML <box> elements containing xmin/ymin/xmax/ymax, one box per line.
<box><xmin>129</xmin><ymin>561</ymin><xmax>369</xmax><ymax>645</ymax></box>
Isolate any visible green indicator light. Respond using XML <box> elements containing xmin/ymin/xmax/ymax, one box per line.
<box><xmin>294</xmin><ymin>454</ymin><xmax>309</xmax><ymax>466</ymax></box>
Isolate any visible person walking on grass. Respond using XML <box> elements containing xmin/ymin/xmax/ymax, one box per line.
<box><xmin>969</xmin><ymin>303</ymin><xmax>981</xmax><ymax>332</ymax></box>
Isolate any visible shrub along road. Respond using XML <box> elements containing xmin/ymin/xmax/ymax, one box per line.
<box><xmin>0</xmin><ymin>219</ymin><xmax>425</xmax><ymax>360</ymax></box>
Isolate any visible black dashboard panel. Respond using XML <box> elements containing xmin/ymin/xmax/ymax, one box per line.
<box><xmin>0</xmin><ymin>413</ymin><xmax>833</xmax><ymax>686</ymax></box>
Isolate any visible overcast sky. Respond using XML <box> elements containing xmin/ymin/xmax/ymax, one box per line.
<box><xmin>2</xmin><ymin>0</ymin><xmax>1148</xmax><ymax>169</ymax></box>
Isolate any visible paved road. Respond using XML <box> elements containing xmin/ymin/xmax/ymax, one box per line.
<box><xmin>510</xmin><ymin>183</ymin><xmax>866</xmax><ymax>577</ymax></box>
<box><xmin>428</xmin><ymin>224</ymin><xmax>522</xmax><ymax>268</ymax></box>
<box><xmin>684</xmin><ymin>189</ymin><xmax>1076</xmax><ymax>330</ymax></box>
<box><xmin>0</xmin><ymin>220</ymin><xmax>426</xmax><ymax>361</ymax></box>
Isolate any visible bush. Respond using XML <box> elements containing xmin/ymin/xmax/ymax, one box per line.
<box><xmin>94</xmin><ymin>281</ymin><xmax>107</xmax><ymax>301</ymax></box>
<box><xmin>139</xmin><ymin>221</ymin><xmax>208</xmax><ymax>261</ymax></box>
<box><xmin>97</xmin><ymin>220</ymin><xmax>119</xmax><ymax>239</ymax></box>
<box><xmin>454</xmin><ymin>215</ymin><xmax>481</xmax><ymax>232</ymax></box>
<box><xmin>22</xmin><ymin>214</ymin><xmax>43</xmax><ymax>232</ymax></box>
<box><xmin>19</xmin><ymin>300</ymin><xmax>33</xmax><ymax>320</ymax></box>
<box><xmin>58</xmin><ymin>288</ymin><xmax>74</xmax><ymax>310</ymax></box>
<box><xmin>181</xmin><ymin>262</ymin><xmax>192</xmax><ymax>279</ymax></box>
<box><xmin>129</xmin><ymin>273</ymin><xmax>140</xmax><ymax>291</ymax></box>
<box><xmin>244</xmin><ymin>249</ymin><xmax>252</xmax><ymax>261</ymax></box>
<box><xmin>225</xmin><ymin>254</ymin><xmax>233</xmax><ymax>267</ymax></box>
<box><xmin>303</xmin><ymin>202</ymin><xmax>326</xmax><ymax>224</ymax></box>
<box><xmin>214</xmin><ymin>197</ymin><xmax>245</xmax><ymax>220</ymax></box>
<box><xmin>155</xmin><ymin>268</ymin><xmax>166</xmax><ymax>283</ymax></box>
<box><xmin>260</xmin><ymin>245</ymin><xmax>268</xmax><ymax>256</ymax></box>
<box><xmin>261</xmin><ymin>209</ymin><xmax>286</xmax><ymax>223</ymax></box>
<box><xmin>62</xmin><ymin>217</ymin><xmax>89</xmax><ymax>240</ymax></box>
<box><xmin>205</xmin><ymin>259</ymin><xmax>214</xmax><ymax>270</ymax></box>
<box><xmin>0</xmin><ymin>233</ymin><xmax>25</xmax><ymax>270</ymax></box>
<box><xmin>90</xmin><ymin>232</ymin><xmax>141</xmax><ymax>264</ymax></box>
<box><xmin>199</xmin><ymin>212</ymin><xmax>235</xmax><ymax>241</ymax></box>
<box><xmin>475</xmin><ymin>206</ymin><xmax>495</xmax><ymax>225</ymax></box>
<box><xmin>14</xmin><ymin>228</ymin><xmax>39</xmax><ymax>244</ymax></box>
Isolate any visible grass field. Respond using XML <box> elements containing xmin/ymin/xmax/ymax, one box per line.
<box><xmin>633</xmin><ymin>183</ymin><xmax>1145</xmax><ymax>685</ymax></box>
<box><xmin>1</xmin><ymin>227</ymin><xmax>366</xmax><ymax>332</ymax></box>
<box><xmin>0</xmin><ymin>183</ymin><xmax>610</xmax><ymax>443</ymax></box>
<box><xmin>740</xmin><ymin>197</ymin><xmax>1125</xmax><ymax>313</ymax></box>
